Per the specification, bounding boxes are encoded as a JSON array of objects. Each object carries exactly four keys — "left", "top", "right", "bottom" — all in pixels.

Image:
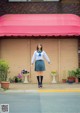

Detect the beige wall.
[
  {"left": 1, "top": 39, "right": 30, "bottom": 80},
  {"left": 0, "top": 39, "right": 78, "bottom": 83},
  {"left": 60, "top": 39, "right": 78, "bottom": 81},
  {"left": 31, "top": 39, "right": 59, "bottom": 83}
]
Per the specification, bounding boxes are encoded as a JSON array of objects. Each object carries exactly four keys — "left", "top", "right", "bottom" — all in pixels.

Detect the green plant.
[
  {"left": 0, "top": 60, "right": 9, "bottom": 81},
  {"left": 75, "top": 68, "right": 80, "bottom": 78},
  {"left": 9, "top": 77, "right": 15, "bottom": 83},
  {"left": 51, "top": 71, "right": 57, "bottom": 76},
  {"left": 67, "top": 70, "right": 75, "bottom": 83},
  {"left": 68, "top": 70, "right": 76, "bottom": 77},
  {"left": 9, "top": 73, "right": 23, "bottom": 83},
  {"left": 62, "top": 71, "right": 67, "bottom": 83},
  {"left": 14, "top": 74, "right": 23, "bottom": 83}
]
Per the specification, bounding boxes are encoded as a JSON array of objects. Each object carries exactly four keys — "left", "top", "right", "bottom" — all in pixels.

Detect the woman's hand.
[
  {"left": 31, "top": 63, "right": 33, "bottom": 67},
  {"left": 48, "top": 62, "right": 50, "bottom": 64}
]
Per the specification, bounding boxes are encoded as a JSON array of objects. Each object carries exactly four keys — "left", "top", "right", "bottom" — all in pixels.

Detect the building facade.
[{"left": 0, "top": 0, "right": 80, "bottom": 83}]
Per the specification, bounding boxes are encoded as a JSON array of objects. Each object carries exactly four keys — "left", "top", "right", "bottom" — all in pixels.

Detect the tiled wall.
[{"left": 0, "top": 0, "right": 80, "bottom": 16}]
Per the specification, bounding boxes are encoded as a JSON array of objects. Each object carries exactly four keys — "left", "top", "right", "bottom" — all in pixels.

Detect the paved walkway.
[
  {"left": 9, "top": 83, "right": 80, "bottom": 90},
  {"left": 0, "top": 83, "right": 80, "bottom": 93}
]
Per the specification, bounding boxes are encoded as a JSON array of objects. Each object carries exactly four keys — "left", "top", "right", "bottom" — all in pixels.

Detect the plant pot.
[
  {"left": 23, "top": 74, "right": 29, "bottom": 83},
  {"left": 62, "top": 79, "right": 66, "bottom": 83},
  {"left": 78, "top": 78, "right": 80, "bottom": 82},
  {"left": 1, "top": 81, "right": 10, "bottom": 89},
  {"left": 51, "top": 76, "right": 57, "bottom": 83},
  {"left": 75, "top": 78, "right": 79, "bottom": 83},
  {"left": 67, "top": 77, "right": 75, "bottom": 83},
  {"left": 15, "top": 78, "right": 18, "bottom": 83}
]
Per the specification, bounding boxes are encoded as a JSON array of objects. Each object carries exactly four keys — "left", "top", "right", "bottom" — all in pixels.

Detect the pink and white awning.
[{"left": 0, "top": 14, "right": 80, "bottom": 36}]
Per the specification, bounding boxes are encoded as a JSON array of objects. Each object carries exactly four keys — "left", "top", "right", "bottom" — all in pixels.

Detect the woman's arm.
[
  {"left": 43, "top": 51, "right": 50, "bottom": 63},
  {"left": 31, "top": 51, "right": 36, "bottom": 64}
]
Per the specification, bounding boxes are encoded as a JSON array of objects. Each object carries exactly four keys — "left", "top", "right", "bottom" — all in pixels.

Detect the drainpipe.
[
  {"left": 58, "top": 39, "right": 61, "bottom": 82},
  {"left": 29, "top": 39, "right": 31, "bottom": 82}
]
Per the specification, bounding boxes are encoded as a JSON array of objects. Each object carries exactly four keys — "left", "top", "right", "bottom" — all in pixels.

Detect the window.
[
  {"left": 9, "top": 0, "right": 27, "bottom": 1},
  {"left": 9, "top": 0, "right": 60, "bottom": 2}
]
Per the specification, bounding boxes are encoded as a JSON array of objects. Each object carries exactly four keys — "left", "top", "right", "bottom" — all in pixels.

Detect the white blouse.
[{"left": 31, "top": 50, "right": 50, "bottom": 64}]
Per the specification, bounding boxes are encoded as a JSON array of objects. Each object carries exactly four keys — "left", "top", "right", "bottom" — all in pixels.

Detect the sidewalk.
[
  {"left": 9, "top": 83, "right": 80, "bottom": 90},
  {"left": 1, "top": 83, "right": 80, "bottom": 93}
]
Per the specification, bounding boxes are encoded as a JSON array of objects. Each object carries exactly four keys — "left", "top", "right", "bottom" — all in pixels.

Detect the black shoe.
[
  {"left": 40, "top": 76, "right": 43, "bottom": 88},
  {"left": 38, "top": 86, "right": 41, "bottom": 88},
  {"left": 40, "top": 85, "right": 42, "bottom": 88},
  {"left": 38, "top": 83, "right": 42, "bottom": 88},
  {"left": 38, "top": 82, "right": 41, "bottom": 88},
  {"left": 39, "top": 83, "right": 42, "bottom": 88},
  {"left": 37, "top": 76, "right": 40, "bottom": 88}
]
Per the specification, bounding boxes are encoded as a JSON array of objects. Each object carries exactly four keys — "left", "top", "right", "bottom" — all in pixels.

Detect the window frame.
[{"left": 8, "top": 0, "right": 61, "bottom": 2}]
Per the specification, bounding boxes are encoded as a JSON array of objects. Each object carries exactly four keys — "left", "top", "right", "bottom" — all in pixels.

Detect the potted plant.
[
  {"left": 21, "top": 69, "right": 29, "bottom": 83},
  {"left": 0, "top": 60, "right": 10, "bottom": 89},
  {"left": 62, "top": 70, "right": 67, "bottom": 83},
  {"left": 67, "top": 70, "right": 75, "bottom": 83},
  {"left": 9, "top": 73, "right": 23, "bottom": 83},
  {"left": 14, "top": 73, "right": 23, "bottom": 83},
  {"left": 62, "top": 78, "right": 66, "bottom": 83},
  {"left": 51, "top": 71, "right": 57, "bottom": 83},
  {"left": 74, "top": 68, "right": 80, "bottom": 83},
  {"left": 75, "top": 75, "right": 79, "bottom": 83}
]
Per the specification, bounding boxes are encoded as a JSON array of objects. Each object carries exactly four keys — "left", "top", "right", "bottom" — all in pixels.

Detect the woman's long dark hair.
[{"left": 37, "top": 44, "right": 43, "bottom": 51}]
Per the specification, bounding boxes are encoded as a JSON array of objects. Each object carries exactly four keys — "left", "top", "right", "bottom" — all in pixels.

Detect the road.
[{"left": 0, "top": 92, "right": 80, "bottom": 113}]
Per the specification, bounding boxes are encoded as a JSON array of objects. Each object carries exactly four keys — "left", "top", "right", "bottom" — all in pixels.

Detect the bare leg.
[{"left": 37, "top": 71, "right": 43, "bottom": 76}]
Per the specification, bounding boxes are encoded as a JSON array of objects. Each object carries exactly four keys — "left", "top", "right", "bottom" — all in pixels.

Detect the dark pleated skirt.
[{"left": 35, "top": 60, "right": 45, "bottom": 71}]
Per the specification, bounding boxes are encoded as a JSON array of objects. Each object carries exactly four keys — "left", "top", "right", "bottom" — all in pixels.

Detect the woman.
[{"left": 31, "top": 44, "right": 50, "bottom": 88}]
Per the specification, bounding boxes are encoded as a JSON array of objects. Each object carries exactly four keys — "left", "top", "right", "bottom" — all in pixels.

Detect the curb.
[
  {"left": 38, "top": 89, "right": 80, "bottom": 93},
  {"left": 5, "top": 90, "right": 38, "bottom": 93},
  {"left": 4, "top": 89, "right": 80, "bottom": 93}
]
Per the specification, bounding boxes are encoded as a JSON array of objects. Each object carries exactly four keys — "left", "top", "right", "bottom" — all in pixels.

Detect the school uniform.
[
  {"left": 31, "top": 50, "right": 50, "bottom": 88},
  {"left": 31, "top": 50, "right": 50, "bottom": 71}
]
